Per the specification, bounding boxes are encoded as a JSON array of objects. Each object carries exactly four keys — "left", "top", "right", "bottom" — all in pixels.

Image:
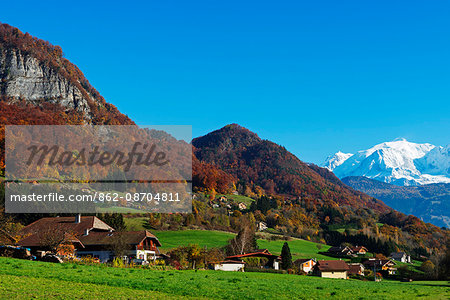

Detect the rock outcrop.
[{"left": 0, "top": 48, "right": 91, "bottom": 116}]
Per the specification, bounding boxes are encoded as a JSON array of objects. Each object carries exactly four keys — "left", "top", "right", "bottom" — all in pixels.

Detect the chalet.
[
  {"left": 76, "top": 230, "right": 161, "bottom": 262},
  {"left": 363, "top": 259, "right": 397, "bottom": 275},
  {"left": 16, "top": 215, "right": 112, "bottom": 257},
  {"left": 238, "top": 202, "right": 247, "bottom": 210},
  {"left": 327, "top": 245, "right": 353, "bottom": 257},
  {"left": 209, "top": 260, "right": 245, "bottom": 272},
  {"left": 16, "top": 215, "right": 162, "bottom": 262},
  {"left": 256, "top": 221, "right": 268, "bottom": 231},
  {"left": 226, "top": 249, "right": 280, "bottom": 270},
  {"left": 313, "top": 260, "right": 350, "bottom": 279},
  {"left": 294, "top": 258, "right": 316, "bottom": 273},
  {"left": 390, "top": 252, "right": 411, "bottom": 263},
  {"left": 218, "top": 196, "right": 227, "bottom": 202},
  {"left": 347, "top": 263, "right": 365, "bottom": 276},
  {"left": 351, "top": 246, "right": 368, "bottom": 255}
]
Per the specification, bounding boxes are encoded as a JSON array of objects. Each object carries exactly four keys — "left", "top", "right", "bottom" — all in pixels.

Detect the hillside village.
[
  {"left": 0, "top": 20, "right": 449, "bottom": 299},
  {"left": 0, "top": 206, "right": 437, "bottom": 282}
]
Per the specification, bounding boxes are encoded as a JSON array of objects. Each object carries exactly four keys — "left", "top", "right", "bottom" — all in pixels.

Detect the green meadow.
[
  {"left": 124, "top": 217, "right": 333, "bottom": 260},
  {"left": 0, "top": 257, "right": 448, "bottom": 299}
]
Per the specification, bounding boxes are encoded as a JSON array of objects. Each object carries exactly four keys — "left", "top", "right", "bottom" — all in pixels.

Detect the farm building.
[
  {"left": 256, "top": 222, "right": 268, "bottom": 231},
  {"left": 347, "top": 263, "right": 365, "bottom": 276},
  {"left": 209, "top": 260, "right": 245, "bottom": 272},
  {"left": 238, "top": 202, "right": 247, "bottom": 210},
  {"left": 351, "top": 246, "right": 368, "bottom": 255},
  {"left": 326, "top": 245, "right": 353, "bottom": 257},
  {"left": 16, "top": 215, "right": 162, "bottom": 262},
  {"left": 363, "top": 259, "right": 397, "bottom": 275},
  {"left": 293, "top": 258, "right": 316, "bottom": 273},
  {"left": 390, "top": 252, "right": 411, "bottom": 263},
  {"left": 76, "top": 230, "right": 161, "bottom": 262},
  {"left": 226, "top": 249, "right": 280, "bottom": 270},
  {"left": 313, "top": 260, "right": 350, "bottom": 279}
]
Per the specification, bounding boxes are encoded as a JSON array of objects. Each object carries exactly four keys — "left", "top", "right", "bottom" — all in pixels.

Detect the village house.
[
  {"left": 209, "top": 260, "right": 245, "bottom": 272},
  {"left": 294, "top": 258, "right": 316, "bottom": 273},
  {"left": 313, "top": 260, "right": 350, "bottom": 279},
  {"left": 16, "top": 215, "right": 162, "bottom": 262},
  {"left": 347, "top": 263, "right": 365, "bottom": 276},
  {"left": 390, "top": 252, "right": 411, "bottom": 263},
  {"left": 226, "top": 249, "right": 280, "bottom": 270},
  {"left": 218, "top": 196, "right": 227, "bottom": 202},
  {"left": 351, "top": 246, "right": 368, "bottom": 255},
  {"left": 363, "top": 259, "right": 397, "bottom": 275},
  {"left": 76, "top": 230, "right": 161, "bottom": 262},
  {"left": 326, "top": 245, "right": 354, "bottom": 257},
  {"left": 256, "top": 221, "right": 268, "bottom": 232},
  {"left": 238, "top": 202, "right": 247, "bottom": 210}
]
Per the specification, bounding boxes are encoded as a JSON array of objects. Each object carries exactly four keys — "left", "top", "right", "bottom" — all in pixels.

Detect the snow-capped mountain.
[
  {"left": 416, "top": 145, "right": 450, "bottom": 177},
  {"left": 323, "top": 139, "right": 450, "bottom": 186},
  {"left": 322, "top": 151, "right": 353, "bottom": 171}
]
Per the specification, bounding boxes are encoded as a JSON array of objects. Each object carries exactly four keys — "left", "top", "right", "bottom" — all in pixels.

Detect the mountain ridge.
[
  {"left": 342, "top": 176, "right": 450, "bottom": 228},
  {"left": 323, "top": 139, "right": 450, "bottom": 186},
  {"left": 193, "top": 123, "right": 390, "bottom": 213}
]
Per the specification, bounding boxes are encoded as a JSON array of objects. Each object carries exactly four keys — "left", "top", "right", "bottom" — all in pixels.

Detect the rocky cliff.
[
  {"left": 0, "top": 48, "right": 91, "bottom": 115},
  {"left": 0, "top": 22, "right": 132, "bottom": 125}
]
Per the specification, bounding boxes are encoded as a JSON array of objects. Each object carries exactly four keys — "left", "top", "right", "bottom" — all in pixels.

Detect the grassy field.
[
  {"left": 122, "top": 218, "right": 334, "bottom": 260},
  {"left": 125, "top": 225, "right": 336, "bottom": 260},
  {"left": 0, "top": 257, "right": 448, "bottom": 299},
  {"left": 257, "top": 238, "right": 333, "bottom": 260},
  {"left": 154, "top": 230, "right": 235, "bottom": 251},
  {"left": 155, "top": 229, "right": 335, "bottom": 260},
  {"left": 124, "top": 217, "right": 150, "bottom": 231}
]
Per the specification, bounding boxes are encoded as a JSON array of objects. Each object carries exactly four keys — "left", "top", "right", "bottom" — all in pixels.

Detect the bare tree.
[
  {"left": 108, "top": 231, "right": 129, "bottom": 259},
  {"left": 226, "top": 225, "right": 257, "bottom": 256},
  {"left": 39, "top": 226, "right": 72, "bottom": 253}
]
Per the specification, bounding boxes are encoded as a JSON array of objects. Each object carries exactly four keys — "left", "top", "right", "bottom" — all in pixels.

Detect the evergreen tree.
[{"left": 281, "top": 242, "right": 292, "bottom": 270}]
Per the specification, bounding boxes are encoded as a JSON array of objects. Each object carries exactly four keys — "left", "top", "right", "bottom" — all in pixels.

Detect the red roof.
[{"left": 226, "top": 250, "right": 278, "bottom": 260}]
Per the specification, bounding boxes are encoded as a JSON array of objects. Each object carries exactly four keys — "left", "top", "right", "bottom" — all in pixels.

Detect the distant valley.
[{"left": 342, "top": 176, "right": 450, "bottom": 228}]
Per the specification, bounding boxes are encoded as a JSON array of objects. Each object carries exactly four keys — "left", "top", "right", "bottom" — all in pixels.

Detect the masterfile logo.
[{"left": 5, "top": 125, "right": 192, "bottom": 214}]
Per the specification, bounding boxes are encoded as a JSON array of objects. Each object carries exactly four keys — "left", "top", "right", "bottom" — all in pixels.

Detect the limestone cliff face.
[{"left": 0, "top": 48, "right": 91, "bottom": 115}]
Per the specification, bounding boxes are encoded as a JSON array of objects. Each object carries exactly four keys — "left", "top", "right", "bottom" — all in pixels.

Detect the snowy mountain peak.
[
  {"left": 323, "top": 140, "right": 450, "bottom": 186},
  {"left": 322, "top": 151, "right": 353, "bottom": 171}
]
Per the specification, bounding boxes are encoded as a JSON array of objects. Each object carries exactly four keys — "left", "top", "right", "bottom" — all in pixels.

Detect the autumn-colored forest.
[{"left": 0, "top": 22, "right": 448, "bottom": 265}]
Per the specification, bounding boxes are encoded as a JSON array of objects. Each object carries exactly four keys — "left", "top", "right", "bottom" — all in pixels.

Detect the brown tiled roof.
[
  {"left": 316, "top": 260, "right": 349, "bottom": 272},
  {"left": 328, "top": 246, "right": 352, "bottom": 253},
  {"left": 294, "top": 258, "right": 314, "bottom": 265},
  {"left": 79, "top": 230, "right": 161, "bottom": 247},
  {"left": 352, "top": 246, "right": 368, "bottom": 252},
  {"left": 17, "top": 231, "right": 84, "bottom": 248},
  {"left": 19, "top": 216, "right": 113, "bottom": 238},
  {"left": 363, "top": 259, "right": 396, "bottom": 268},
  {"left": 348, "top": 263, "right": 364, "bottom": 275}
]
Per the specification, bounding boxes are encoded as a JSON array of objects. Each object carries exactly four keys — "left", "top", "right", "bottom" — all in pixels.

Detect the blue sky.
[{"left": 2, "top": 1, "right": 449, "bottom": 163}]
